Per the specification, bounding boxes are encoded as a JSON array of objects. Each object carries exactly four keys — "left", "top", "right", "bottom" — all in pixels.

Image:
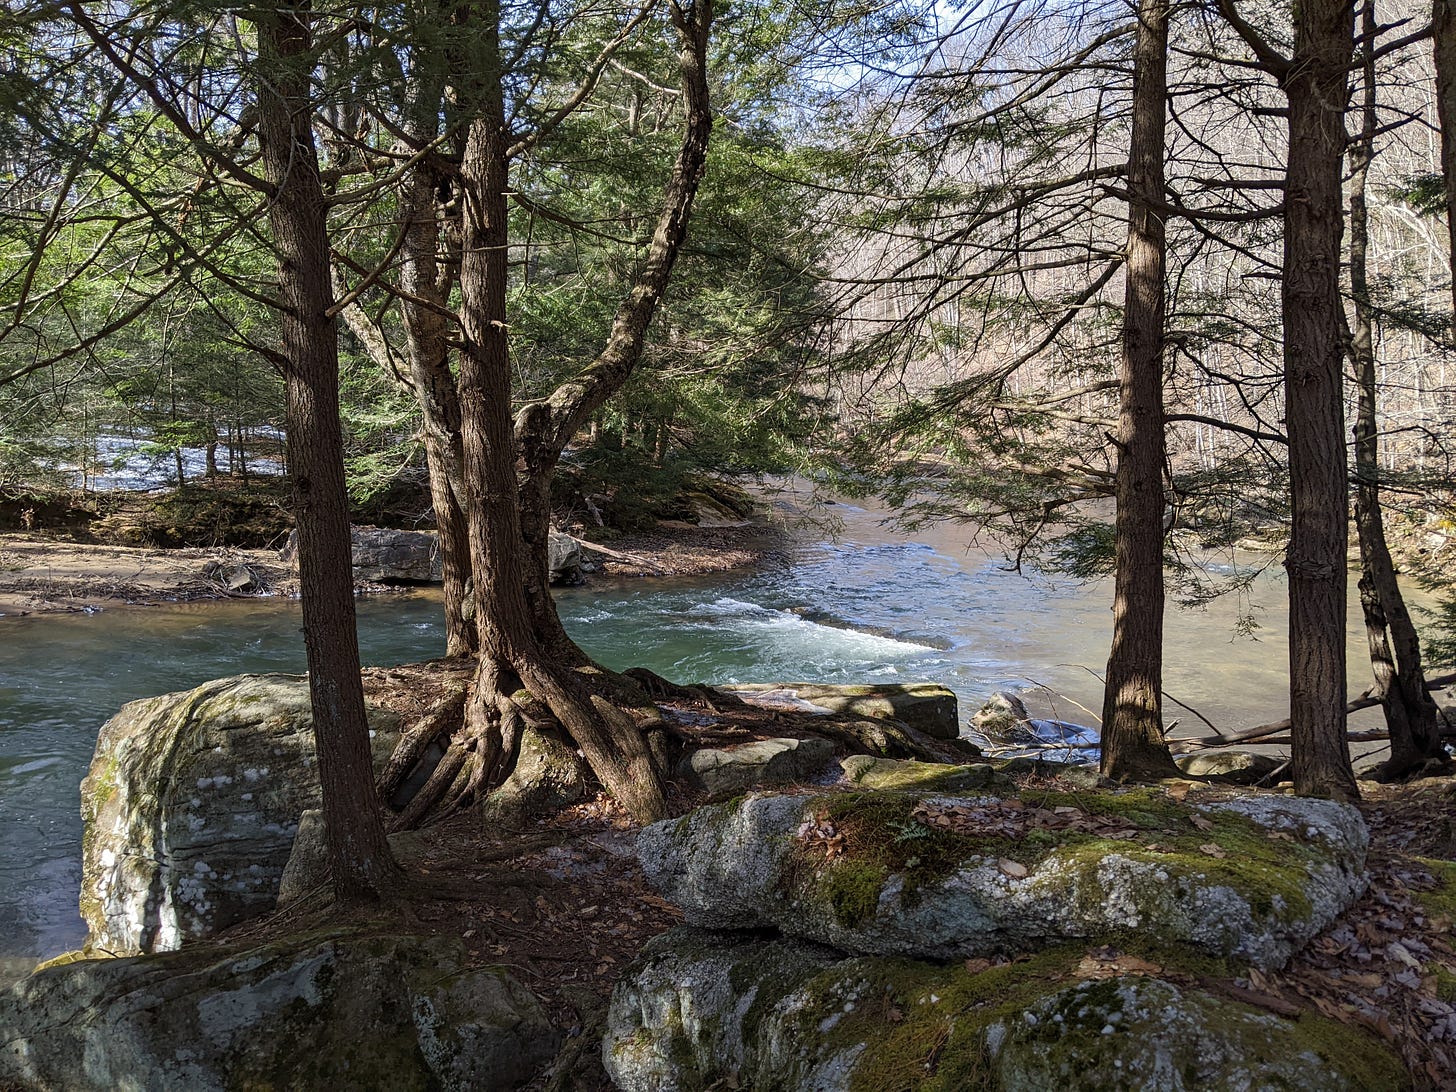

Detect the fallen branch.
[{"left": 1175, "top": 671, "right": 1456, "bottom": 749}]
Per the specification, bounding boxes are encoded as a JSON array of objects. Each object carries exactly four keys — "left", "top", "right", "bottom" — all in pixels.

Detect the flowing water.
[{"left": 0, "top": 501, "right": 1424, "bottom": 973}]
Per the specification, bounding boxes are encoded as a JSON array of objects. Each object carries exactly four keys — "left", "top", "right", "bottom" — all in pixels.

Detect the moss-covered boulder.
[
  {"left": 603, "top": 929, "right": 1406, "bottom": 1091},
  {"left": 678, "top": 737, "right": 839, "bottom": 798},
  {"left": 80, "top": 674, "right": 402, "bottom": 955},
  {"left": 0, "top": 930, "right": 556, "bottom": 1091},
  {"left": 636, "top": 789, "right": 1368, "bottom": 970},
  {"left": 840, "top": 755, "right": 995, "bottom": 792},
  {"left": 722, "top": 683, "right": 961, "bottom": 740}
]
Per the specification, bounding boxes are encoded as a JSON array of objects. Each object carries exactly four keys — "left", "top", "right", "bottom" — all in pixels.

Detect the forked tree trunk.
[
  {"left": 450, "top": 0, "right": 671, "bottom": 824},
  {"left": 397, "top": 140, "right": 475, "bottom": 657},
  {"left": 1101, "top": 0, "right": 1180, "bottom": 781},
  {"left": 1282, "top": 0, "right": 1358, "bottom": 800},
  {"left": 254, "top": 0, "right": 399, "bottom": 897},
  {"left": 1349, "top": 6, "right": 1446, "bottom": 778}
]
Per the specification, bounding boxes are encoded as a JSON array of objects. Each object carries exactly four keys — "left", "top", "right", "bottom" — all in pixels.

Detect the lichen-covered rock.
[
  {"left": 678, "top": 737, "right": 839, "bottom": 798},
  {"left": 636, "top": 788, "right": 1368, "bottom": 970},
  {"left": 604, "top": 929, "right": 1406, "bottom": 1092},
  {"left": 722, "top": 683, "right": 961, "bottom": 741},
  {"left": 0, "top": 930, "right": 557, "bottom": 1091},
  {"left": 1176, "top": 751, "right": 1286, "bottom": 785},
  {"left": 840, "top": 755, "right": 995, "bottom": 792},
  {"left": 80, "top": 673, "right": 402, "bottom": 955}
]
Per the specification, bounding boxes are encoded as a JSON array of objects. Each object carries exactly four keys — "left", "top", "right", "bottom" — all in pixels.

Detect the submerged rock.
[
  {"left": 635, "top": 789, "right": 1368, "bottom": 970},
  {"left": 0, "top": 930, "right": 557, "bottom": 1091},
  {"left": 80, "top": 673, "right": 402, "bottom": 955},
  {"left": 604, "top": 928, "right": 1405, "bottom": 1092},
  {"left": 678, "top": 737, "right": 839, "bottom": 798}
]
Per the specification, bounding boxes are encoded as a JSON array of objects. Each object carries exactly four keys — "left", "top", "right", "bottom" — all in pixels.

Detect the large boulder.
[
  {"left": 547, "top": 531, "right": 585, "bottom": 585},
  {"left": 283, "top": 526, "right": 584, "bottom": 585},
  {"left": 677, "top": 737, "right": 839, "bottom": 799},
  {"left": 723, "top": 683, "right": 960, "bottom": 740},
  {"left": 603, "top": 929, "right": 1405, "bottom": 1092},
  {"left": 635, "top": 789, "right": 1369, "bottom": 970},
  {"left": 80, "top": 673, "right": 402, "bottom": 955},
  {"left": 0, "top": 930, "right": 557, "bottom": 1091}
]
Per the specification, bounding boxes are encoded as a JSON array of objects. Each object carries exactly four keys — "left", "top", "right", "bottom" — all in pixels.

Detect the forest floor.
[
  {"left": 219, "top": 717, "right": 1456, "bottom": 1090},
  {"left": 0, "top": 520, "right": 793, "bottom": 619}
]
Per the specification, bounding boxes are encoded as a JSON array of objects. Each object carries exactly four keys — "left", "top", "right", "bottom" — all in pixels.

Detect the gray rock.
[
  {"left": 0, "top": 930, "right": 557, "bottom": 1091},
  {"left": 1177, "top": 751, "right": 1287, "bottom": 785},
  {"left": 678, "top": 737, "right": 839, "bottom": 798},
  {"left": 547, "top": 531, "right": 584, "bottom": 585},
  {"left": 478, "top": 724, "right": 592, "bottom": 828},
  {"left": 283, "top": 526, "right": 582, "bottom": 585},
  {"left": 971, "top": 690, "right": 1031, "bottom": 738},
  {"left": 839, "top": 755, "right": 995, "bottom": 792},
  {"left": 721, "top": 683, "right": 960, "bottom": 740},
  {"left": 80, "top": 673, "right": 402, "bottom": 955},
  {"left": 604, "top": 929, "right": 1404, "bottom": 1092},
  {"left": 635, "top": 790, "right": 1369, "bottom": 970}
]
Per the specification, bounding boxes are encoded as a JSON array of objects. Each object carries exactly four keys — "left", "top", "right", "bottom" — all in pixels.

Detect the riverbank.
[{"left": 0, "top": 519, "right": 794, "bottom": 618}]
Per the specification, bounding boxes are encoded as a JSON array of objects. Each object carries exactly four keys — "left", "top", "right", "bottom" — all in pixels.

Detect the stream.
[{"left": 0, "top": 500, "right": 1425, "bottom": 975}]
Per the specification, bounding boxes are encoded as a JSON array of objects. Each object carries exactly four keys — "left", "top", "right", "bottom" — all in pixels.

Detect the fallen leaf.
[
  {"left": 998, "top": 859, "right": 1030, "bottom": 879},
  {"left": 964, "top": 958, "right": 993, "bottom": 975},
  {"left": 1166, "top": 783, "right": 1191, "bottom": 802},
  {"left": 1199, "top": 843, "right": 1229, "bottom": 859}
]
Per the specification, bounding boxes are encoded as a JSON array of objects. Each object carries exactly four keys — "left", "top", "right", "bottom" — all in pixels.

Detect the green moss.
[
  {"left": 1286, "top": 1011, "right": 1411, "bottom": 1090},
  {"left": 794, "top": 785, "right": 1323, "bottom": 935},
  {"left": 798, "top": 945, "right": 1408, "bottom": 1092},
  {"left": 1433, "top": 965, "right": 1456, "bottom": 1004},
  {"left": 823, "top": 860, "right": 892, "bottom": 927},
  {"left": 1411, "top": 857, "right": 1456, "bottom": 927}
]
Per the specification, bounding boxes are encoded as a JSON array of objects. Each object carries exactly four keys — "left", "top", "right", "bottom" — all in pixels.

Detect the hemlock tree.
[
  {"left": 1347, "top": 0, "right": 1447, "bottom": 780},
  {"left": 45, "top": 0, "right": 402, "bottom": 894},
  {"left": 1101, "top": 0, "right": 1181, "bottom": 781}
]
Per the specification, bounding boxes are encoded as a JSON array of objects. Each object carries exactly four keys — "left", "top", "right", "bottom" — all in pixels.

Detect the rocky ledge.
[
  {"left": 604, "top": 928, "right": 1405, "bottom": 1091},
  {"left": 1, "top": 930, "right": 555, "bottom": 1091},
  {"left": 637, "top": 785, "right": 1369, "bottom": 969}
]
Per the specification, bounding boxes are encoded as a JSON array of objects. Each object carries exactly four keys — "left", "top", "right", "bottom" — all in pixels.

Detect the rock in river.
[
  {"left": 635, "top": 788, "right": 1369, "bottom": 970},
  {"left": 0, "top": 930, "right": 557, "bottom": 1091},
  {"left": 80, "top": 673, "right": 401, "bottom": 955}
]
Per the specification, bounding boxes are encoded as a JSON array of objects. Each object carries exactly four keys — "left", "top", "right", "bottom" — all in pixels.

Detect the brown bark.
[
  {"left": 450, "top": 0, "right": 674, "bottom": 824},
  {"left": 397, "top": 144, "right": 475, "bottom": 657},
  {"left": 1435, "top": 0, "right": 1456, "bottom": 321},
  {"left": 1349, "top": 6, "right": 1447, "bottom": 778},
  {"left": 254, "top": 1, "right": 399, "bottom": 896},
  {"left": 513, "top": 0, "right": 715, "bottom": 660},
  {"left": 1101, "top": 0, "right": 1180, "bottom": 782},
  {"left": 1281, "top": 0, "right": 1359, "bottom": 800}
]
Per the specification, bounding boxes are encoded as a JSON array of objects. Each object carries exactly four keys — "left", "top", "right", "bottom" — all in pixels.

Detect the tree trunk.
[
  {"left": 1282, "top": 0, "right": 1358, "bottom": 800},
  {"left": 452, "top": 0, "right": 666, "bottom": 824},
  {"left": 254, "top": 0, "right": 399, "bottom": 896},
  {"left": 1349, "top": 5, "right": 1446, "bottom": 778},
  {"left": 512, "top": 0, "right": 715, "bottom": 665},
  {"left": 1101, "top": 0, "right": 1180, "bottom": 782},
  {"left": 396, "top": 78, "right": 475, "bottom": 657},
  {"left": 1435, "top": 0, "right": 1456, "bottom": 322}
]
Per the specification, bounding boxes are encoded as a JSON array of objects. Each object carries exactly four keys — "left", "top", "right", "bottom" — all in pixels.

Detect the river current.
[{"left": 0, "top": 501, "right": 1409, "bottom": 973}]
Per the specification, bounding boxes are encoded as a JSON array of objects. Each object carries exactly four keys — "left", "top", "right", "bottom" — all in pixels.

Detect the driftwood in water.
[{"left": 1174, "top": 671, "right": 1456, "bottom": 751}]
